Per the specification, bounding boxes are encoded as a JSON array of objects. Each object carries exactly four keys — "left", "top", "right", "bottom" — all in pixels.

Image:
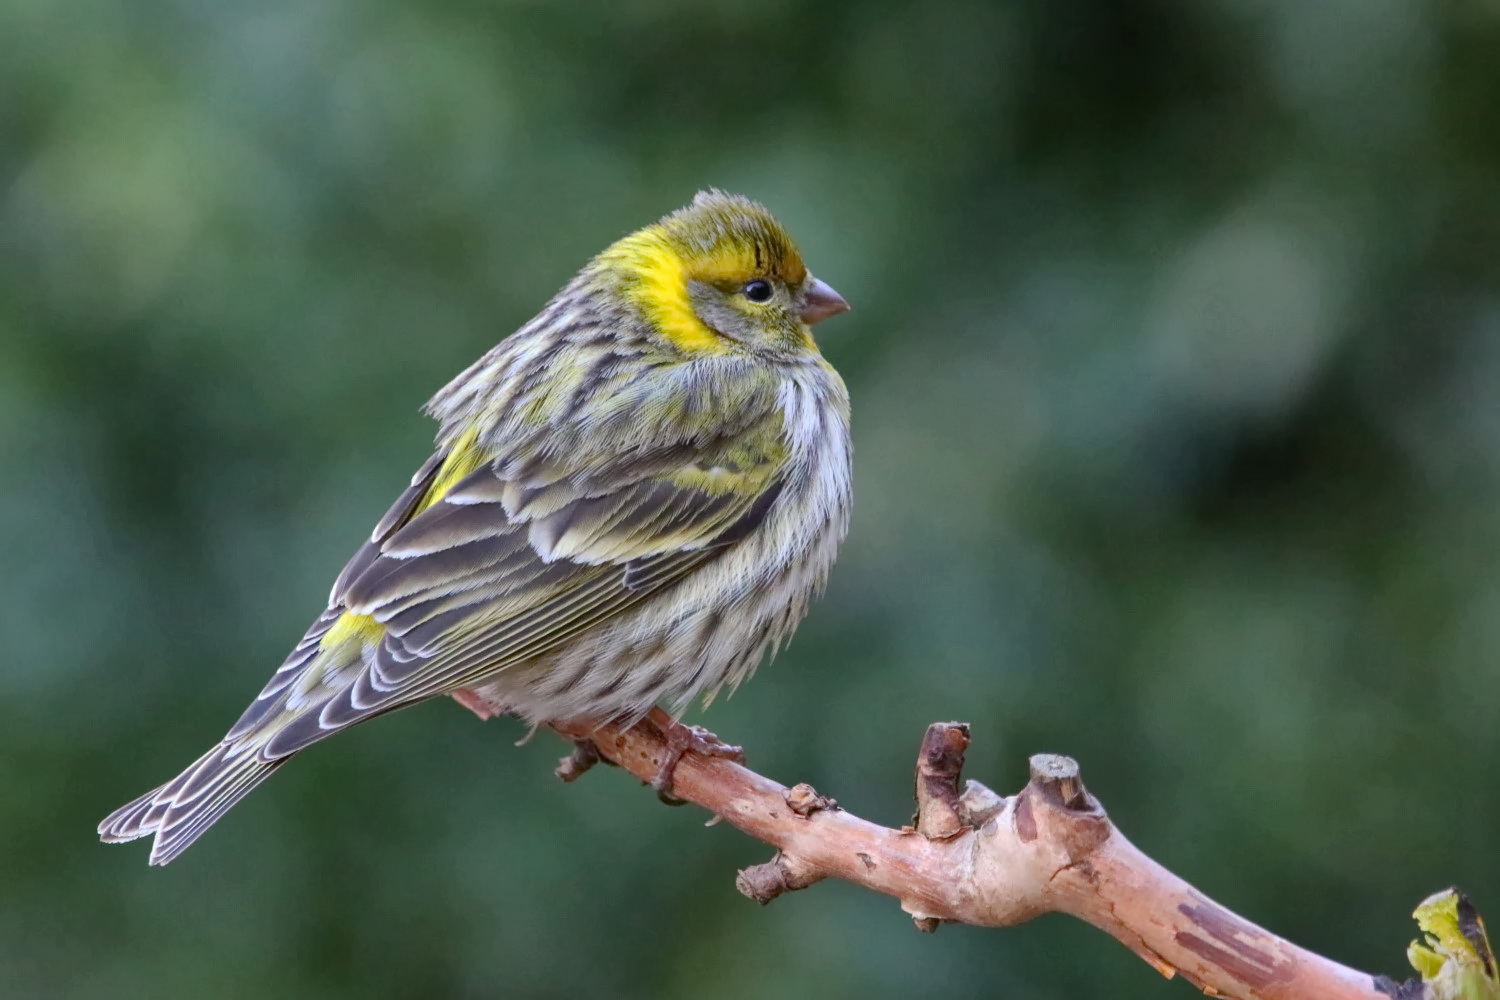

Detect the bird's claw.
[
  {"left": 652, "top": 722, "right": 745, "bottom": 805},
  {"left": 556, "top": 738, "right": 616, "bottom": 782}
]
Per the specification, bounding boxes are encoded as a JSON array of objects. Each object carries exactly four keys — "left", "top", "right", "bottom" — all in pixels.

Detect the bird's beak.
[{"left": 799, "top": 277, "right": 850, "bottom": 325}]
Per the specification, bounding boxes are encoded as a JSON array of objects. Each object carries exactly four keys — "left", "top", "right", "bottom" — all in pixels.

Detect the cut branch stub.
[
  {"left": 1012, "top": 753, "right": 1109, "bottom": 860},
  {"left": 914, "top": 722, "right": 971, "bottom": 840},
  {"left": 1028, "top": 753, "right": 1090, "bottom": 811}
]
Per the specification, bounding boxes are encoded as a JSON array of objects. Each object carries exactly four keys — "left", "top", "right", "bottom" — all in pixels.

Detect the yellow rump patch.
[
  {"left": 321, "top": 612, "right": 384, "bottom": 650},
  {"left": 321, "top": 427, "right": 491, "bottom": 654}
]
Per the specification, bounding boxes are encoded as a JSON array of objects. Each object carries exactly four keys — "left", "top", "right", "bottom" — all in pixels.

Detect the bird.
[{"left": 98, "top": 190, "right": 853, "bottom": 865}]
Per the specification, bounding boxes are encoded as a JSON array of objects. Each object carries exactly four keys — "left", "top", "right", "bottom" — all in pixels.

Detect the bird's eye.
[{"left": 742, "top": 279, "right": 774, "bottom": 303}]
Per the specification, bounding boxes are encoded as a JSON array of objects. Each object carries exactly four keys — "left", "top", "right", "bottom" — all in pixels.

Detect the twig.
[{"left": 529, "top": 709, "right": 1385, "bottom": 999}]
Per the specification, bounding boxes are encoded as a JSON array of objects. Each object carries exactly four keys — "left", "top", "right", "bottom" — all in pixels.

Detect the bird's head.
[{"left": 595, "top": 190, "right": 849, "bottom": 356}]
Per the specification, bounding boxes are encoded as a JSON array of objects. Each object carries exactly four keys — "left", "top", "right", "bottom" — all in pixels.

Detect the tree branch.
[{"left": 532, "top": 708, "right": 1386, "bottom": 999}]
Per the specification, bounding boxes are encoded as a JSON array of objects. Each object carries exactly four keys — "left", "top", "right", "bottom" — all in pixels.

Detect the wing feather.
[
  {"left": 251, "top": 388, "right": 789, "bottom": 755},
  {"left": 100, "top": 276, "right": 813, "bottom": 864}
]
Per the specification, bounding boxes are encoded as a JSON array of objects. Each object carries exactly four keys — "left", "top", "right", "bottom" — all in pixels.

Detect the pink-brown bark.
[{"left": 534, "top": 709, "right": 1386, "bottom": 1000}]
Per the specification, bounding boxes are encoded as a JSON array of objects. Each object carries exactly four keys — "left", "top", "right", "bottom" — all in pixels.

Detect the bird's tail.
[{"left": 97, "top": 742, "right": 286, "bottom": 866}]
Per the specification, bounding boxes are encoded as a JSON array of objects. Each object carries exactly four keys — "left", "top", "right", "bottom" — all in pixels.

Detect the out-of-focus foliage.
[{"left": 3, "top": 0, "right": 1499, "bottom": 997}]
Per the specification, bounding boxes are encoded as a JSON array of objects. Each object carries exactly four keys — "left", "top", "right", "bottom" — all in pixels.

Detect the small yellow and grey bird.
[{"left": 98, "top": 190, "right": 852, "bottom": 865}]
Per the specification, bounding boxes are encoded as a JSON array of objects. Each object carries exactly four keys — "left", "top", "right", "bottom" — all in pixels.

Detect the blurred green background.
[{"left": 3, "top": 0, "right": 1499, "bottom": 997}]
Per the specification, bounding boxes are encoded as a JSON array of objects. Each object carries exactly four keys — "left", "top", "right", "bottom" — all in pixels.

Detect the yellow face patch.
[
  {"left": 597, "top": 192, "right": 809, "bottom": 354},
  {"left": 600, "top": 227, "right": 723, "bottom": 353}
]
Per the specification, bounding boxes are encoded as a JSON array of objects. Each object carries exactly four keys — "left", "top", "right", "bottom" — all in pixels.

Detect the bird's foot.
[
  {"left": 652, "top": 720, "right": 745, "bottom": 805},
  {"left": 556, "top": 739, "right": 607, "bottom": 782}
]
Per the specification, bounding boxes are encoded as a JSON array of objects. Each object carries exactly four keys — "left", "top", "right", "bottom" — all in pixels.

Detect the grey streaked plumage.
[{"left": 99, "top": 191, "right": 852, "bottom": 865}]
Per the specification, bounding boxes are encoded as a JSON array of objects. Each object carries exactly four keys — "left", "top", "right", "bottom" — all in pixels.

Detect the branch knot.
[{"left": 736, "top": 852, "right": 825, "bottom": 905}]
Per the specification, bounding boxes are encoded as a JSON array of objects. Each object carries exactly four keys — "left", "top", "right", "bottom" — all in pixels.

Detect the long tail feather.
[{"left": 97, "top": 743, "right": 286, "bottom": 865}]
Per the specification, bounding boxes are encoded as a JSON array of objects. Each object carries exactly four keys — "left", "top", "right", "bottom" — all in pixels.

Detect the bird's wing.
[{"left": 230, "top": 373, "right": 790, "bottom": 757}]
